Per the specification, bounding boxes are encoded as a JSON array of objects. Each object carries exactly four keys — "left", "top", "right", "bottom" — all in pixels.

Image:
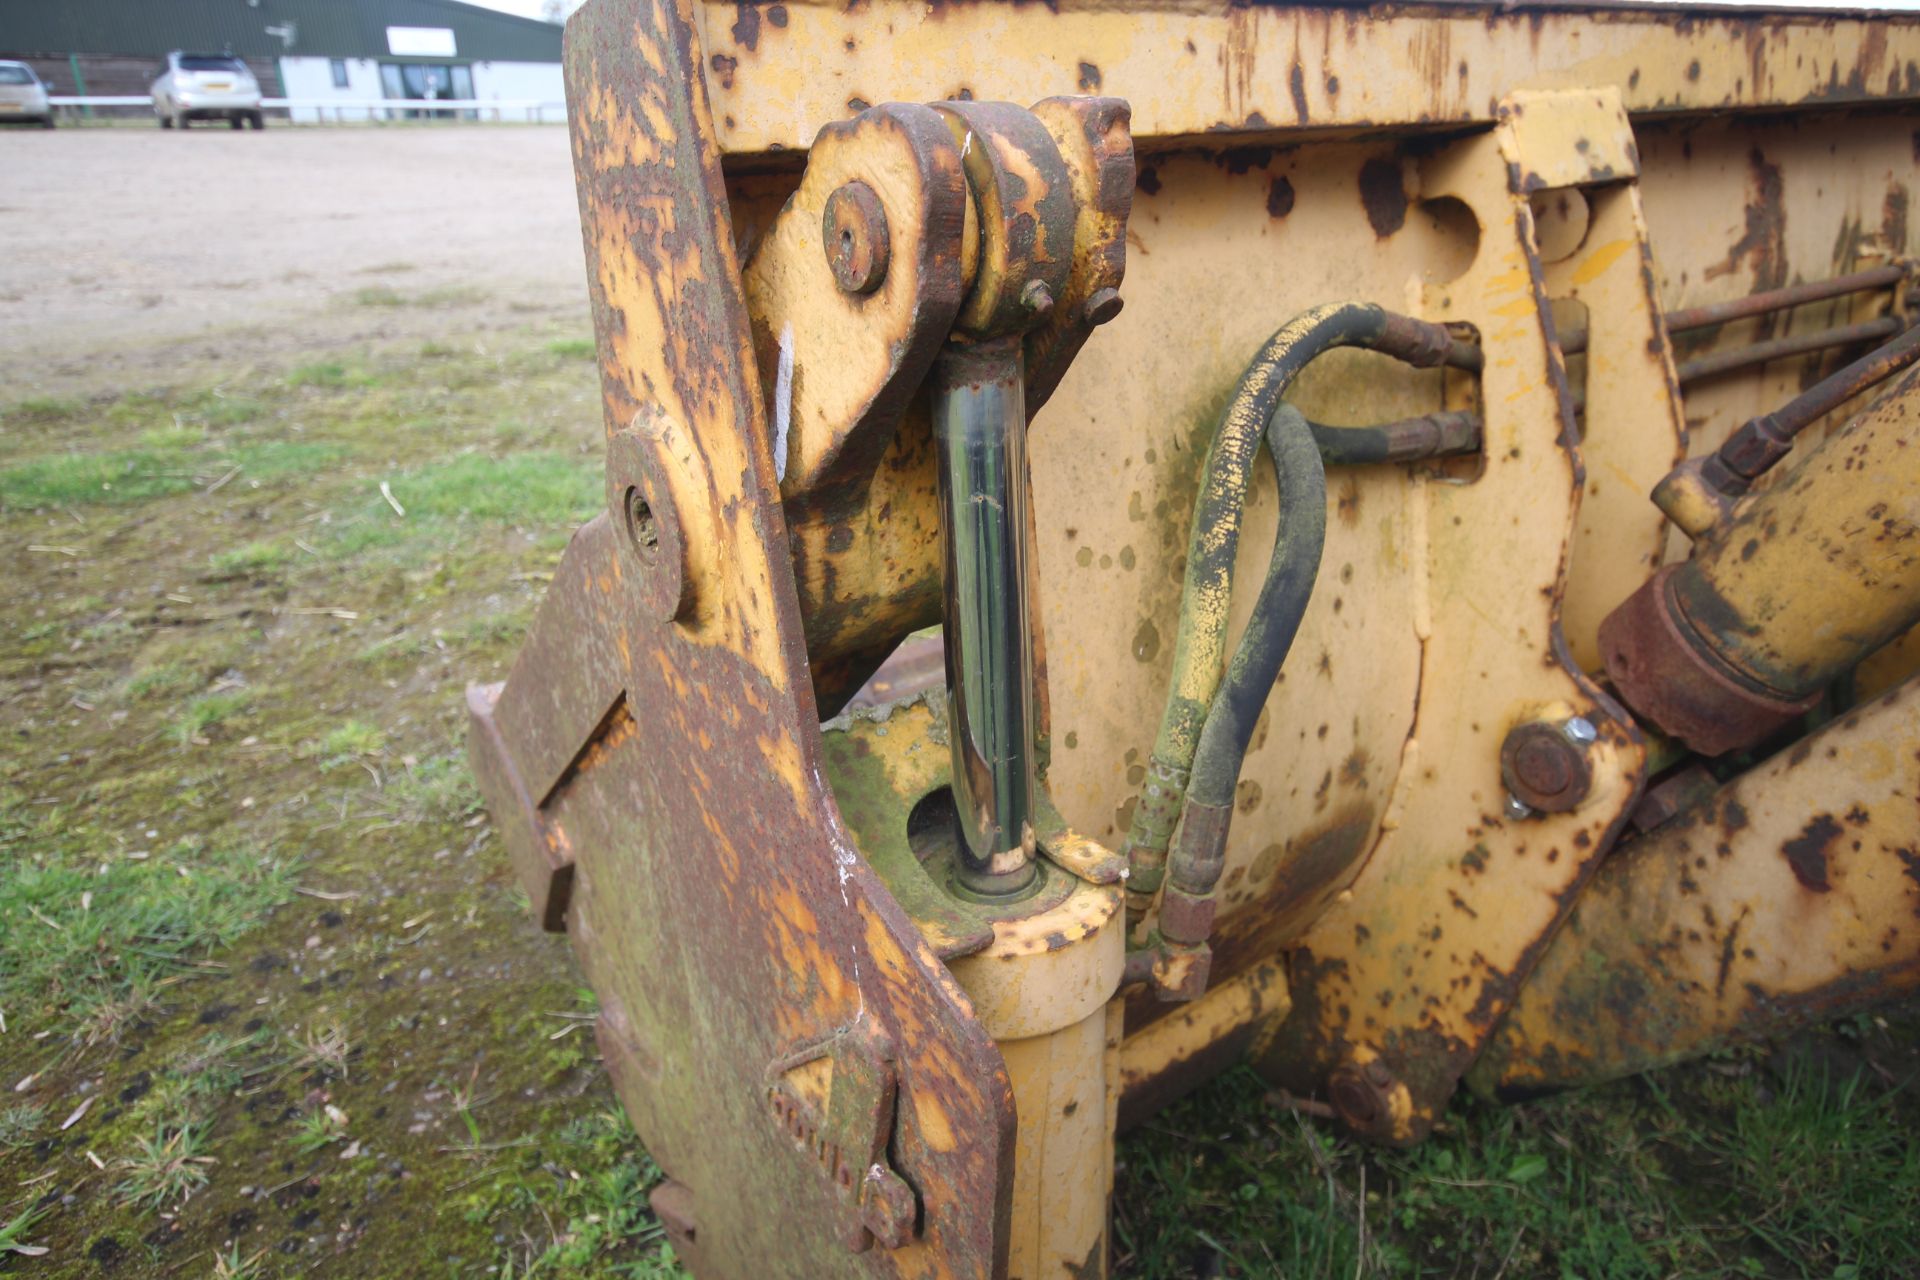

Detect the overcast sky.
[{"left": 464, "top": 0, "right": 571, "bottom": 19}]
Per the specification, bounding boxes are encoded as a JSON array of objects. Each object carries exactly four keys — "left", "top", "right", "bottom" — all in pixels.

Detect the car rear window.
[
  {"left": 0, "top": 66, "right": 35, "bottom": 85},
  {"left": 179, "top": 56, "right": 247, "bottom": 73}
]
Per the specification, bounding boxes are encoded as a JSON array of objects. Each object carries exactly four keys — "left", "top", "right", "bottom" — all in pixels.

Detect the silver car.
[
  {"left": 0, "top": 61, "right": 53, "bottom": 128},
  {"left": 151, "top": 52, "right": 265, "bottom": 130}
]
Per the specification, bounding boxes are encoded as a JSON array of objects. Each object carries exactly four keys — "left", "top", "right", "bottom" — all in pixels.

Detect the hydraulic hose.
[
  {"left": 1158, "top": 404, "right": 1327, "bottom": 953},
  {"left": 1309, "top": 408, "right": 1480, "bottom": 466},
  {"left": 1120, "top": 302, "right": 1461, "bottom": 925}
]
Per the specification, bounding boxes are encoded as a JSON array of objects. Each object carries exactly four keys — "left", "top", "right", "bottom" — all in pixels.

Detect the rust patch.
[
  {"left": 1705, "top": 148, "right": 1787, "bottom": 293},
  {"left": 731, "top": 3, "right": 761, "bottom": 51},
  {"left": 1885, "top": 183, "right": 1911, "bottom": 252},
  {"left": 1077, "top": 61, "right": 1102, "bottom": 92},
  {"left": 1783, "top": 813, "right": 1842, "bottom": 892},
  {"left": 1715, "top": 908, "right": 1748, "bottom": 996},
  {"left": 1267, "top": 175, "right": 1296, "bottom": 219},
  {"left": 1127, "top": 806, "right": 1373, "bottom": 1038},
  {"left": 1358, "top": 158, "right": 1407, "bottom": 237},
  {"left": 1288, "top": 61, "right": 1309, "bottom": 124},
  {"left": 1335, "top": 474, "right": 1362, "bottom": 526}
]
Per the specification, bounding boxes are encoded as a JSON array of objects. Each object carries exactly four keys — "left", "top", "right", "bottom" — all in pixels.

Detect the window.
[
  {"left": 0, "top": 65, "right": 35, "bottom": 86},
  {"left": 379, "top": 61, "right": 473, "bottom": 116},
  {"left": 329, "top": 58, "right": 349, "bottom": 88},
  {"left": 179, "top": 55, "right": 247, "bottom": 73}
]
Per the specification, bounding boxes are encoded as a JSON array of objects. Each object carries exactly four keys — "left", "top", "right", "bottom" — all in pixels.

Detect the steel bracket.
[{"left": 767, "top": 1022, "right": 919, "bottom": 1253}]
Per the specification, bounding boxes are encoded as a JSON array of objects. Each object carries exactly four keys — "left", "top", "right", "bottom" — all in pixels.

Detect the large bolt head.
[
  {"left": 1500, "top": 718, "right": 1594, "bottom": 813},
  {"left": 823, "top": 181, "right": 890, "bottom": 294},
  {"left": 1327, "top": 1066, "right": 1381, "bottom": 1128}
]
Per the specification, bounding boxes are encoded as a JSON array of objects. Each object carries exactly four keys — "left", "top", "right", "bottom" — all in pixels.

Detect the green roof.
[{"left": 0, "top": 0, "right": 563, "bottom": 61}]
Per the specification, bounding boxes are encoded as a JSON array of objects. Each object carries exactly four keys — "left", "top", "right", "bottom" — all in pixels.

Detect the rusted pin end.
[
  {"left": 606, "top": 429, "right": 692, "bottom": 623},
  {"left": 1084, "top": 286, "right": 1124, "bottom": 326},
  {"left": 1499, "top": 717, "right": 1596, "bottom": 814},
  {"left": 1020, "top": 279, "right": 1054, "bottom": 317},
  {"left": 823, "top": 180, "right": 890, "bottom": 294},
  {"left": 1327, "top": 1057, "right": 1410, "bottom": 1141}
]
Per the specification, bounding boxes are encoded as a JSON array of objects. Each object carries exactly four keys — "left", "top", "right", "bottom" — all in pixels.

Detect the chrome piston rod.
[{"left": 931, "top": 339, "right": 1039, "bottom": 896}]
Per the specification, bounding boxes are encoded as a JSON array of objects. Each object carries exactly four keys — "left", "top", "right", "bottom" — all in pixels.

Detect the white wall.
[
  {"left": 277, "top": 56, "right": 385, "bottom": 122},
  {"left": 275, "top": 56, "right": 563, "bottom": 123},
  {"left": 470, "top": 61, "right": 565, "bottom": 122}
]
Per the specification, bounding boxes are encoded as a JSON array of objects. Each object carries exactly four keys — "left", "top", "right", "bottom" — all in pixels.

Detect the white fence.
[{"left": 48, "top": 96, "right": 567, "bottom": 124}]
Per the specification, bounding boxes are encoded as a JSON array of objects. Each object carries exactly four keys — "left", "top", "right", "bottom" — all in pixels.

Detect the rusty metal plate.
[
  {"left": 691, "top": 3, "right": 1920, "bottom": 154},
  {"left": 469, "top": 0, "right": 1018, "bottom": 1273},
  {"left": 1253, "top": 92, "right": 1650, "bottom": 1145},
  {"left": 1476, "top": 676, "right": 1920, "bottom": 1094}
]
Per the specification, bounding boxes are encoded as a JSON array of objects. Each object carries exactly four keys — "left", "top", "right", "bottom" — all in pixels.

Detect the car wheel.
[
  {"left": 249, "top": 111, "right": 265, "bottom": 130},
  {"left": 229, "top": 115, "right": 243, "bottom": 130},
  {"left": 41, "top": 115, "right": 55, "bottom": 129},
  {"left": 159, "top": 113, "right": 172, "bottom": 129}
]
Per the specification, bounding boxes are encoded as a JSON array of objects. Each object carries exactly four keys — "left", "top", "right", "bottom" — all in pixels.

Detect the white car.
[
  {"left": 0, "top": 61, "right": 53, "bottom": 129},
  {"left": 151, "top": 52, "right": 265, "bottom": 130}
]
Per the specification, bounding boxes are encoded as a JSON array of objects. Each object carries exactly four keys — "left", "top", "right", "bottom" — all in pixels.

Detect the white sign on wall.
[{"left": 386, "top": 27, "right": 457, "bottom": 57}]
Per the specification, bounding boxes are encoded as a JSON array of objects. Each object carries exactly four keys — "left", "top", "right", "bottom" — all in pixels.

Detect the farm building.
[{"left": 0, "top": 0, "right": 565, "bottom": 121}]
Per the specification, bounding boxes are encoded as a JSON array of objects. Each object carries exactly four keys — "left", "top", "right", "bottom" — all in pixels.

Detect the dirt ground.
[{"left": 0, "top": 125, "right": 587, "bottom": 399}]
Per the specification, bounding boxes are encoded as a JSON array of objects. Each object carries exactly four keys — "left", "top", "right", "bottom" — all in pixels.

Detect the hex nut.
[{"left": 823, "top": 181, "right": 890, "bottom": 294}]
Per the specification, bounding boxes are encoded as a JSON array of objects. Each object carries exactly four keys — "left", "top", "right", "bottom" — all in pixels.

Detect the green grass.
[
  {"left": 352, "top": 284, "right": 486, "bottom": 309},
  {"left": 1113, "top": 1057, "right": 1920, "bottom": 1278},
  {"left": 211, "top": 1243, "right": 271, "bottom": 1280},
  {"left": 125, "top": 663, "right": 200, "bottom": 701},
  {"left": 380, "top": 752, "right": 481, "bottom": 823},
  {"left": 0, "top": 339, "right": 674, "bottom": 1275},
  {"left": 114, "top": 1124, "right": 213, "bottom": 1211},
  {"left": 287, "top": 360, "right": 365, "bottom": 389},
  {"left": 381, "top": 451, "right": 600, "bottom": 523},
  {"left": 0, "top": 437, "right": 346, "bottom": 510},
  {"left": 191, "top": 394, "right": 267, "bottom": 427},
  {"left": 0, "top": 796, "right": 295, "bottom": 1041},
  {"left": 0, "top": 1103, "right": 45, "bottom": 1151},
  {"left": 321, "top": 450, "right": 598, "bottom": 559},
  {"left": 0, "top": 445, "right": 201, "bottom": 507},
  {"left": 0, "top": 1203, "right": 49, "bottom": 1259},
  {"left": 205, "top": 539, "right": 291, "bottom": 579},
  {"left": 168, "top": 689, "right": 253, "bottom": 744},
  {"left": 291, "top": 1106, "right": 348, "bottom": 1155},
  {"left": 316, "top": 719, "right": 386, "bottom": 765},
  {"left": 481, "top": 1108, "right": 679, "bottom": 1278},
  {"left": 545, "top": 338, "right": 597, "bottom": 359},
  {"left": 4, "top": 395, "right": 81, "bottom": 424}
]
